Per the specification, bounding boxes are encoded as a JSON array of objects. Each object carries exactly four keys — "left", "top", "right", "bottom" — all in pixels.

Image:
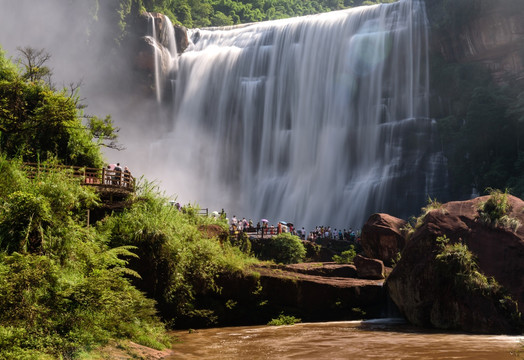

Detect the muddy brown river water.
[{"left": 168, "top": 319, "right": 523, "bottom": 359}]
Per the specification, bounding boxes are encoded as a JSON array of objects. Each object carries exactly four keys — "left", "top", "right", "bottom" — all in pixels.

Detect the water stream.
[{"left": 168, "top": 319, "right": 522, "bottom": 359}]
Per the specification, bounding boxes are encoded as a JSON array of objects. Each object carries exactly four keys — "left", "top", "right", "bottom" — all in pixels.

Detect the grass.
[{"left": 477, "top": 188, "right": 521, "bottom": 232}]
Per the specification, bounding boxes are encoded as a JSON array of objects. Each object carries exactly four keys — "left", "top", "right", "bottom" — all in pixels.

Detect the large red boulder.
[
  {"left": 361, "top": 213, "right": 407, "bottom": 266},
  {"left": 387, "top": 195, "right": 524, "bottom": 334},
  {"left": 354, "top": 255, "right": 385, "bottom": 280}
]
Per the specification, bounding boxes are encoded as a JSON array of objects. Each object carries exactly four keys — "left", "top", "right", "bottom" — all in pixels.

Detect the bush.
[
  {"left": 267, "top": 313, "right": 301, "bottom": 326},
  {"left": 257, "top": 233, "right": 306, "bottom": 264},
  {"left": 332, "top": 245, "right": 357, "bottom": 264},
  {"left": 0, "top": 251, "right": 168, "bottom": 359}
]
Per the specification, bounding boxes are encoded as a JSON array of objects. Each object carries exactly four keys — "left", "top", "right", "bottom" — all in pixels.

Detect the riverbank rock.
[
  {"left": 281, "top": 262, "right": 357, "bottom": 278},
  {"left": 387, "top": 195, "right": 524, "bottom": 334},
  {"left": 361, "top": 213, "right": 407, "bottom": 266},
  {"left": 251, "top": 263, "right": 385, "bottom": 321},
  {"left": 95, "top": 340, "right": 173, "bottom": 359},
  {"left": 202, "top": 262, "right": 386, "bottom": 327}
]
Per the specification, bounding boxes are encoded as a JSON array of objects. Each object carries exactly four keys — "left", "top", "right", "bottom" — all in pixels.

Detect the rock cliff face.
[
  {"left": 427, "top": 0, "right": 524, "bottom": 84},
  {"left": 386, "top": 195, "right": 524, "bottom": 334}
]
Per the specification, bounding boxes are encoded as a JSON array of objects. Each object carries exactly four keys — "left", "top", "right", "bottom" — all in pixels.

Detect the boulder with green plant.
[{"left": 387, "top": 192, "right": 524, "bottom": 334}]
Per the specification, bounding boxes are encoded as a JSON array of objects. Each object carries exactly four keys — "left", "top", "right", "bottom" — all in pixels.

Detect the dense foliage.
[{"left": 0, "top": 157, "right": 169, "bottom": 358}]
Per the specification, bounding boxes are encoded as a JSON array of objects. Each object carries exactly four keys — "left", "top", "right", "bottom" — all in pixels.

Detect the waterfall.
[
  {"left": 146, "top": 0, "right": 446, "bottom": 230},
  {"left": 147, "top": 13, "right": 178, "bottom": 102}
]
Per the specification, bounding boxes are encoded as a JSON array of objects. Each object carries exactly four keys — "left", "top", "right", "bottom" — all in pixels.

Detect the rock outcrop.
[
  {"left": 387, "top": 195, "right": 524, "bottom": 334},
  {"left": 130, "top": 12, "right": 189, "bottom": 99},
  {"left": 361, "top": 213, "right": 407, "bottom": 266},
  {"left": 135, "top": 12, "right": 188, "bottom": 54}
]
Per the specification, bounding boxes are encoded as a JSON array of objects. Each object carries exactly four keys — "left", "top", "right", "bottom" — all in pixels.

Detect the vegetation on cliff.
[
  {"left": 85, "top": 0, "right": 395, "bottom": 44},
  {"left": 431, "top": 58, "right": 524, "bottom": 200},
  {"left": 97, "top": 182, "right": 257, "bottom": 325},
  {"left": 477, "top": 188, "right": 521, "bottom": 232},
  {"left": 133, "top": 0, "right": 395, "bottom": 28}
]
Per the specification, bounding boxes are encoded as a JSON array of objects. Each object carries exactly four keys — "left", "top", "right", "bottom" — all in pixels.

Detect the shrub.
[
  {"left": 332, "top": 245, "right": 357, "bottom": 264},
  {"left": 0, "top": 252, "right": 168, "bottom": 359},
  {"left": 257, "top": 233, "right": 306, "bottom": 264},
  {"left": 477, "top": 188, "right": 521, "bottom": 232},
  {"left": 267, "top": 313, "right": 301, "bottom": 326}
]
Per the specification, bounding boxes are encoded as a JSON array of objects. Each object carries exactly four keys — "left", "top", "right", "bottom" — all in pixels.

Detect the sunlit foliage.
[{"left": 0, "top": 158, "right": 168, "bottom": 359}]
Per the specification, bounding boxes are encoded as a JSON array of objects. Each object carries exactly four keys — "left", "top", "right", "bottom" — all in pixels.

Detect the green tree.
[
  {"left": 16, "top": 47, "right": 53, "bottom": 86},
  {"left": 0, "top": 48, "right": 113, "bottom": 168},
  {"left": 211, "top": 10, "right": 234, "bottom": 26}
]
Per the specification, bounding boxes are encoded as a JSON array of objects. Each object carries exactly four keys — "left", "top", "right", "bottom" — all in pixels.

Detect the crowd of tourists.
[
  {"left": 226, "top": 214, "right": 360, "bottom": 244},
  {"left": 307, "top": 226, "right": 360, "bottom": 243}
]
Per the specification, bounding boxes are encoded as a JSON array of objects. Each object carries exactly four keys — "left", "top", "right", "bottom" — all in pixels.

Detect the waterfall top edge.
[{"left": 188, "top": 0, "right": 408, "bottom": 34}]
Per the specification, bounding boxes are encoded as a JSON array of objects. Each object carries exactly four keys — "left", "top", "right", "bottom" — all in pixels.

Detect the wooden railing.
[{"left": 23, "top": 163, "right": 135, "bottom": 191}]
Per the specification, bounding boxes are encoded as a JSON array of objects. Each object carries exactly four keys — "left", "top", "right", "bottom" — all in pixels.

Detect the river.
[{"left": 168, "top": 319, "right": 523, "bottom": 359}]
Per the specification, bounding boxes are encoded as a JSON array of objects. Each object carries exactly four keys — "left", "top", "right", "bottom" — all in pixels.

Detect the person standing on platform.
[{"left": 113, "top": 163, "right": 122, "bottom": 185}]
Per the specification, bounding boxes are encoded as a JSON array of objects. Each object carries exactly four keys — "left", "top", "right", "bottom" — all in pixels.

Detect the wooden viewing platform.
[{"left": 23, "top": 163, "right": 136, "bottom": 194}]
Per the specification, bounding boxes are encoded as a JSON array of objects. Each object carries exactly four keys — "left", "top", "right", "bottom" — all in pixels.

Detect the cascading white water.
[
  {"left": 148, "top": 0, "right": 447, "bottom": 230},
  {"left": 147, "top": 13, "right": 178, "bottom": 102}
]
